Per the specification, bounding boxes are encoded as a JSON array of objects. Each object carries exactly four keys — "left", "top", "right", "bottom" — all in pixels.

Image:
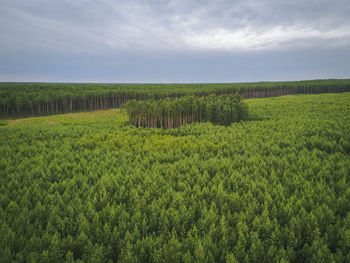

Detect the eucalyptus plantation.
[{"left": 1, "top": 92, "right": 349, "bottom": 262}]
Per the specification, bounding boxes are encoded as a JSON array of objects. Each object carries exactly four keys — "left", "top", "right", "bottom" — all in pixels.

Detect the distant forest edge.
[{"left": 1, "top": 79, "right": 350, "bottom": 118}]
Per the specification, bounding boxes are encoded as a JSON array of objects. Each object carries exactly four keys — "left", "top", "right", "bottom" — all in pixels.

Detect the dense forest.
[
  {"left": 123, "top": 94, "right": 248, "bottom": 128},
  {"left": 1, "top": 79, "right": 350, "bottom": 118},
  {"left": 1, "top": 92, "right": 349, "bottom": 262}
]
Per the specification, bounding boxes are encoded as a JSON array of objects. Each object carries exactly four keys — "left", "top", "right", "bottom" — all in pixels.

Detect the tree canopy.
[{"left": 124, "top": 94, "right": 248, "bottom": 128}]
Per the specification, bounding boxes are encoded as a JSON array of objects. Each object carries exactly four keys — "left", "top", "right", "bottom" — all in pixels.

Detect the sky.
[{"left": 0, "top": 0, "right": 350, "bottom": 83}]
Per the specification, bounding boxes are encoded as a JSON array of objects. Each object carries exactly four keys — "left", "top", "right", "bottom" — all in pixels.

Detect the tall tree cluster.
[{"left": 124, "top": 94, "right": 248, "bottom": 128}]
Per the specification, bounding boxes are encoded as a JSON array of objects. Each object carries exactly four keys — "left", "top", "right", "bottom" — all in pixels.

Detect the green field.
[{"left": 1, "top": 93, "right": 350, "bottom": 262}]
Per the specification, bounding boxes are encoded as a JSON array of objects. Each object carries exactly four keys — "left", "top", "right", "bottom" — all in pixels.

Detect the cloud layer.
[{"left": 1, "top": 0, "right": 349, "bottom": 82}]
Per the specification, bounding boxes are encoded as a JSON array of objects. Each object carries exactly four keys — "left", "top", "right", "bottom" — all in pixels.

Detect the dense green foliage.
[
  {"left": 1, "top": 79, "right": 350, "bottom": 118},
  {"left": 124, "top": 94, "right": 248, "bottom": 128},
  {"left": 1, "top": 93, "right": 350, "bottom": 262}
]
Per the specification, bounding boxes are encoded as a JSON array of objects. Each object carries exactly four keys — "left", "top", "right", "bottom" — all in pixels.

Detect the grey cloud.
[
  {"left": 2, "top": 0, "right": 350, "bottom": 52},
  {"left": 0, "top": 0, "right": 349, "bottom": 82}
]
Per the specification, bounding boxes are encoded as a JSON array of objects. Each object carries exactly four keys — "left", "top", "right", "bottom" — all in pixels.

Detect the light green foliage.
[{"left": 0, "top": 93, "right": 349, "bottom": 262}]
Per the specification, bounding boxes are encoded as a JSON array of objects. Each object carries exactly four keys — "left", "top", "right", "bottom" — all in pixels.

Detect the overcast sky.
[{"left": 1, "top": 0, "right": 349, "bottom": 83}]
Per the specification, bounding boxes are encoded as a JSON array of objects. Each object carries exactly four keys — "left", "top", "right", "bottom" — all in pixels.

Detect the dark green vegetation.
[
  {"left": 1, "top": 93, "right": 350, "bottom": 262},
  {"left": 0, "top": 120, "right": 7, "bottom": 126},
  {"left": 1, "top": 79, "right": 350, "bottom": 118},
  {"left": 124, "top": 94, "right": 248, "bottom": 128}
]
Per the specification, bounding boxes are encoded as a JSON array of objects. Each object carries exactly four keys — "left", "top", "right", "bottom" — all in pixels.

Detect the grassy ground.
[{"left": 3, "top": 108, "right": 126, "bottom": 127}]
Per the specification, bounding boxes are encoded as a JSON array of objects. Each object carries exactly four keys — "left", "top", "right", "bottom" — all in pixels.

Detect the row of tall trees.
[
  {"left": 1, "top": 79, "right": 350, "bottom": 118},
  {"left": 123, "top": 94, "right": 249, "bottom": 128},
  {"left": 0, "top": 95, "right": 130, "bottom": 118}
]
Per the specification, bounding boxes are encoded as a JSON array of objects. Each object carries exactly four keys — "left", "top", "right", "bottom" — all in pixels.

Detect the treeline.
[
  {"left": 124, "top": 94, "right": 248, "bottom": 128},
  {"left": 1, "top": 79, "right": 350, "bottom": 118}
]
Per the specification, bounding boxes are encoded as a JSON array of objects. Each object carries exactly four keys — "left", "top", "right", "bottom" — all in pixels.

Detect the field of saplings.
[{"left": 1, "top": 92, "right": 350, "bottom": 262}]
